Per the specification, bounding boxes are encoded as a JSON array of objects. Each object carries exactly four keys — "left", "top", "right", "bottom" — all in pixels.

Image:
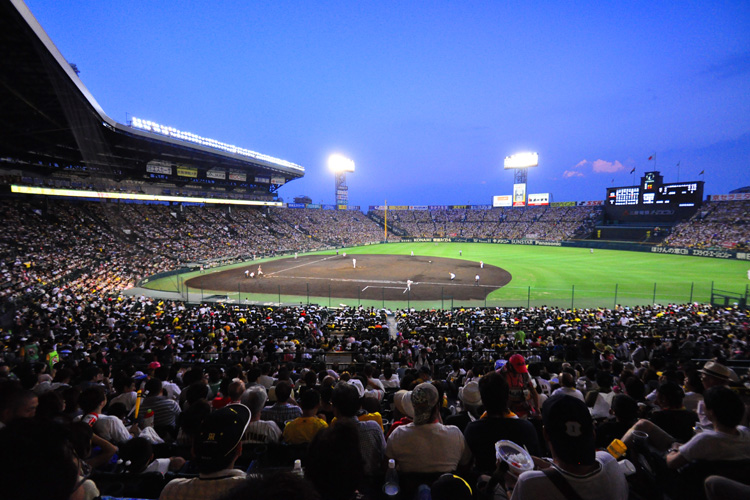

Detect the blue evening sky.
[{"left": 24, "top": 1, "right": 750, "bottom": 207}]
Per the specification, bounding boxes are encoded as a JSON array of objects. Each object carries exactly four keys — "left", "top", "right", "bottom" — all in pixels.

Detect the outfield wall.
[{"left": 398, "top": 237, "right": 750, "bottom": 261}]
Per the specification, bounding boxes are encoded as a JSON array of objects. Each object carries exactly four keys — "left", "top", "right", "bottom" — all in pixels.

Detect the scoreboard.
[{"left": 605, "top": 171, "right": 704, "bottom": 223}]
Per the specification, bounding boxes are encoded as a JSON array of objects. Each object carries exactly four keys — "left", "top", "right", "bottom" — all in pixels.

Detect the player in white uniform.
[
  {"left": 450, "top": 273, "right": 456, "bottom": 280},
  {"left": 403, "top": 280, "right": 413, "bottom": 293},
  {"left": 352, "top": 258, "right": 356, "bottom": 269}
]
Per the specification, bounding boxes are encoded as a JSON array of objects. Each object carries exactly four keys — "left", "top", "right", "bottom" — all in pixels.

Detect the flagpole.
[{"left": 677, "top": 161, "right": 680, "bottom": 182}]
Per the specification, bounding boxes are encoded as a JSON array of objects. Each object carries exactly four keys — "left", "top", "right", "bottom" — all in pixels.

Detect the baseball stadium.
[{"left": 1, "top": 1, "right": 750, "bottom": 499}]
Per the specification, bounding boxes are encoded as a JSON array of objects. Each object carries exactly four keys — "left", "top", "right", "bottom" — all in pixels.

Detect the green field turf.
[{"left": 143, "top": 242, "right": 749, "bottom": 309}]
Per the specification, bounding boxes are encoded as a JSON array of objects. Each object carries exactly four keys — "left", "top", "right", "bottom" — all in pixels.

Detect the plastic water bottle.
[
  {"left": 383, "top": 459, "right": 399, "bottom": 497},
  {"left": 293, "top": 459, "right": 304, "bottom": 478},
  {"left": 416, "top": 483, "right": 432, "bottom": 500}
]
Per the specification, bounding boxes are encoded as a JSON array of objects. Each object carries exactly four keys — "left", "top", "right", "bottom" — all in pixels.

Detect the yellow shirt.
[{"left": 282, "top": 416, "right": 328, "bottom": 444}]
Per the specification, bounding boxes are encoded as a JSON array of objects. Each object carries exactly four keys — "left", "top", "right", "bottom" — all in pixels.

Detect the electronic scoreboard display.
[{"left": 605, "top": 171, "right": 704, "bottom": 223}]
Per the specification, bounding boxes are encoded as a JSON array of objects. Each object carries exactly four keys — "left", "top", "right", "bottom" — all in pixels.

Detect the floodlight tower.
[
  {"left": 328, "top": 154, "right": 355, "bottom": 207},
  {"left": 504, "top": 152, "right": 539, "bottom": 207}
]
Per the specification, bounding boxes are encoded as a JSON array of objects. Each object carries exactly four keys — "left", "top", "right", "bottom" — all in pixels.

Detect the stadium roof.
[{"left": 0, "top": 0, "right": 304, "bottom": 191}]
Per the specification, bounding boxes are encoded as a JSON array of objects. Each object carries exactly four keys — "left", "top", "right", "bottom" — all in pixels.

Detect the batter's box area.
[{"left": 187, "top": 254, "right": 512, "bottom": 302}]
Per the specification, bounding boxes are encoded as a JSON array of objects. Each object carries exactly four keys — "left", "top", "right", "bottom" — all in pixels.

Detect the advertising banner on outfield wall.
[
  {"left": 322, "top": 204, "right": 336, "bottom": 210},
  {"left": 399, "top": 236, "right": 747, "bottom": 260},
  {"left": 287, "top": 203, "right": 305, "bottom": 208},
  {"left": 577, "top": 200, "right": 604, "bottom": 206},
  {"left": 551, "top": 201, "right": 576, "bottom": 207},
  {"left": 429, "top": 205, "right": 448, "bottom": 210},
  {"left": 307, "top": 204, "right": 321, "bottom": 209},
  {"left": 528, "top": 193, "right": 550, "bottom": 206},
  {"left": 473, "top": 205, "right": 493, "bottom": 210},
  {"left": 513, "top": 184, "right": 526, "bottom": 207},
  {"left": 710, "top": 193, "right": 750, "bottom": 201},
  {"left": 493, "top": 195, "right": 513, "bottom": 207}
]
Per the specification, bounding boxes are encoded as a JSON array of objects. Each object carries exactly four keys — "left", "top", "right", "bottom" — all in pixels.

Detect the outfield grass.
[{"left": 143, "top": 242, "right": 749, "bottom": 309}]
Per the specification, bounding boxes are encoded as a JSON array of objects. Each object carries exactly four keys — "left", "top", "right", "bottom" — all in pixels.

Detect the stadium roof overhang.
[{"left": 0, "top": 0, "right": 304, "bottom": 190}]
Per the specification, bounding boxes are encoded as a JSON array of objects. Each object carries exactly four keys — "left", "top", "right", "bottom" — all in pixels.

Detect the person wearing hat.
[
  {"left": 696, "top": 360, "right": 738, "bottom": 429},
  {"left": 499, "top": 354, "right": 539, "bottom": 418},
  {"left": 385, "top": 382, "right": 472, "bottom": 474},
  {"left": 508, "top": 395, "right": 628, "bottom": 500},
  {"left": 385, "top": 389, "right": 414, "bottom": 439},
  {"left": 160, "top": 404, "right": 251, "bottom": 500},
  {"left": 444, "top": 381, "right": 482, "bottom": 433}
]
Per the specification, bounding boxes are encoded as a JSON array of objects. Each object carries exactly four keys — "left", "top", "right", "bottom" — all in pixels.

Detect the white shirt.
[
  {"left": 551, "top": 386, "right": 585, "bottom": 401},
  {"left": 679, "top": 427, "right": 750, "bottom": 462},
  {"left": 386, "top": 422, "right": 472, "bottom": 473},
  {"left": 511, "top": 451, "right": 628, "bottom": 500}
]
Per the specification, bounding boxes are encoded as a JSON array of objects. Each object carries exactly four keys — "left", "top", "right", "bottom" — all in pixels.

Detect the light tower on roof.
[{"left": 328, "top": 154, "right": 355, "bottom": 208}]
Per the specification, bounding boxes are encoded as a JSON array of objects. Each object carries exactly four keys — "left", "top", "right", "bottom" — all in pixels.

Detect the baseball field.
[{"left": 142, "top": 242, "right": 749, "bottom": 309}]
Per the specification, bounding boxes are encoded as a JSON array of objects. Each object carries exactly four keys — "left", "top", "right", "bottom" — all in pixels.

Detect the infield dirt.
[{"left": 186, "top": 254, "right": 512, "bottom": 301}]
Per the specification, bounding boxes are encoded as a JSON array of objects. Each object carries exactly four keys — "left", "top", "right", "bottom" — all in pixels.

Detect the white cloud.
[
  {"left": 575, "top": 159, "right": 589, "bottom": 169},
  {"left": 563, "top": 170, "right": 585, "bottom": 178},
  {"left": 592, "top": 159, "right": 625, "bottom": 173}
]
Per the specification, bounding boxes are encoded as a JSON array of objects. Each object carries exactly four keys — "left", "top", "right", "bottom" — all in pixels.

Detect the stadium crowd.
[
  {"left": 371, "top": 206, "right": 601, "bottom": 240},
  {"left": 1, "top": 288, "right": 750, "bottom": 499},
  {"left": 661, "top": 200, "right": 750, "bottom": 250}
]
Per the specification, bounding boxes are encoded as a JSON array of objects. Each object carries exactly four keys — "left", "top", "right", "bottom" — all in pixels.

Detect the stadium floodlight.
[
  {"left": 328, "top": 154, "right": 354, "bottom": 207},
  {"left": 328, "top": 154, "right": 355, "bottom": 173},
  {"left": 504, "top": 152, "right": 539, "bottom": 169},
  {"left": 129, "top": 117, "right": 304, "bottom": 172}
]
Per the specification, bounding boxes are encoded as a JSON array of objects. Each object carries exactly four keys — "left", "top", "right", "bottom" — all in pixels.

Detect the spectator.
[
  {"left": 283, "top": 389, "right": 328, "bottom": 444},
  {"left": 464, "top": 372, "right": 540, "bottom": 475},
  {"left": 331, "top": 381, "right": 386, "bottom": 478},
  {"left": 386, "top": 382, "right": 471, "bottom": 474},
  {"left": 160, "top": 404, "right": 251, "bottom": 500},
  {"left": 260, "top": 380, "right": 302, "bottom": 430},
  {"left": 240, "top": 385, "right": 282, "bottom": 444},
  {"left": 508, "top": 395, "right": 628, "bottom": 499}
]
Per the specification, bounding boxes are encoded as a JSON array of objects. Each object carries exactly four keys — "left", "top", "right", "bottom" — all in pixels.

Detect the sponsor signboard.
[
  {"left": 270, "top": 176, "right": 286, "bottom": 185},
  {"left": 206, "top": 169, "right": 226, "bottom": 180},
  {"left": 528, "top": 193, "right": 550, "bottom": 206},
  {"left": 146, "top": 162, "right": 172, "bottom": 175},
  {"left": 513, "top": 183, "right": 526, "bottom": 207},
  {"left": 710, "top": 193, "right": 750, "bottom": 201},
  {"left": 255, "top": 176, "right": 270, "bottom": 184},
  {"left": 176, "top": 166, "right": 198, "bottom": 178},
  {"left": 229, "top": 170, "right": 246, "bottom": 182},
  {"left": 493, "top": 195, "right": 512, "bottom": 207},
  {"left": 287, "top": 203, "right": 305, "bottom": 208}
]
